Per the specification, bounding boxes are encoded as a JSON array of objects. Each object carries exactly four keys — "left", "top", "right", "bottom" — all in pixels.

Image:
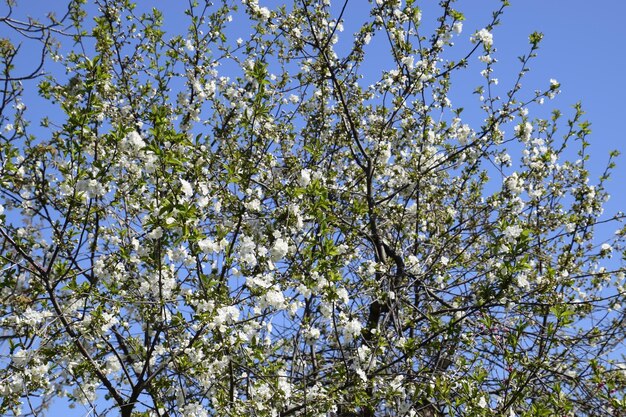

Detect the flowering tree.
[{"left": 1, "top": 0, "right": 625, "bottom": 416}]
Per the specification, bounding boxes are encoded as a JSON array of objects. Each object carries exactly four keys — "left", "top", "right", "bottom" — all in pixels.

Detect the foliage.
[{"left": 1, "top": 0, "right": 625, "bottom": 416}]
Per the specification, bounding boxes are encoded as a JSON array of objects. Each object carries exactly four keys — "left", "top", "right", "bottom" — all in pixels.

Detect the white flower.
[
  {"left": 336, "top": 287, "right": 349, "bottom": 304},
  {"left": 278, "top": 376, "right": 292, "bottom": 399},
  {"left": 514, "top": 122, "right": 533, "bottom": 141},
  {"left": 299, "top": 169, "right": 311, "bottom": 187},
  {"left": 180, "top": 178, "right": 193, "bottom": 198},
  {"left": 304, "top": 326, "right": 321, "bottom": 344},
  {"left": 263, "top": 289, "right": 285, "bottom": 309},
  {"left": 100, "top": 311, "right": 118, "bottom": 332},
  {"left": 124, "top": 131, "right": 146, "bottom": 150},
  {"left": 517, "top": 273, "right": 530, "bottom": 289},
  {"left": 505, "top": 173, "right": 524, "bottom": 194},
  {"left": 271, "top": 238, "right": 289, "bottom": 261},
  {"left": 104, "top": 356, "right": 122, "bottom": 374},
  {"left": 401, "top": 55, "right": 414, "bottom": 70},
  {"left": 245, "top": 198, "right": 261, "bottom": 211},
  {"left": 477, "top": 396, "right": 488, "bottom": 408},
  {"left": 76, "top": 179, "right": 107, "bottom": 199},
  {"left": 23, "top": 307, "right": 52, "bottom": 326},
  {"left": 503, "top": 225, "right": 523, "bottom": 240},
  {"left": 12, "top": 349, "right": 30, "bottom": 366},
  {"left": 355, "top": 367, "right": 367, "bottom": 382},
  {"left": 452, "top": 22, "right": 463, "bottom": 34},
  {"left": 182, "top": 402, "right": 208, "bottom": 417},
  {"left": 198, "top": 238, "right": 218, "bottom": 253},
  {"left": 357, "top": 345, "right": 371, "bottom": 362},
  {"left": 601, "top": 243, "right": 613, "bottom": 253},
  {"left": 192, "top": 79, "right": 206, "bottom": 100},
  {"left": 471, "top": 28, "right": 493, "bottom": 48},
  {"left": 214, "top": 305, "right": 240, "bottom": 328},
  {"left": 147, "top": 227, "right": 163, "bottom": 240},
  {"left": 342, "top": 318, "right": 362, "bottom": 342},
  {"left": 238, "top": 235, "right": 258, "bottom": 267},
  {"left": 258, "top": 7, "right": 270, "bottom": 19},
  {"left": 169, "top": 245, "right": 191, "bottom": 264}
]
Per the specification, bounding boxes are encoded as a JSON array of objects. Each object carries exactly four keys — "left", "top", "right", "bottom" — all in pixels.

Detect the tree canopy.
[{"left": 1, "top": 0, "right": 625, "bottom": 416}]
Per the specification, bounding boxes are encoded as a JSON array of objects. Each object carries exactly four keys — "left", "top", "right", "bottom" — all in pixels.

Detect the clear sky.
[
  {"left": 2, "top": 0, "right": 625, "bottom": 415},
  {"left": 474, "top": 0, "right": 626, "bottom": 216}
]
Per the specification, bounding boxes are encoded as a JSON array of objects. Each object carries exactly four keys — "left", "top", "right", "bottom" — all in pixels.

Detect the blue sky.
[
  {"left": 478, "top": 0, "right": 626, "bottom": 214},
  {"left": 3, "top": 0, "right": 626, "bottom": 415}
]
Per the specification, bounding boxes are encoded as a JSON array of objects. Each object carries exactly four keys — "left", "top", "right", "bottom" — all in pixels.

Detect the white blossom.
[
  {"left": 299, "top": 169, "right": 311, "bottom": 187},
  {"left": 505, "top": 173, "right": 524, "bottom": 194},
  {"left": 213, "top": 305, "right": 240, "bottom": 329},
  {"left": 477, "top": 396, "right": 488, "bottom": 408},
  {"left": 471, "top": 28, "right": 493, "bottom": 48},
  {"left": 123, "top": 131, "right": 146, "bottom": 151},
  {"left": 503, "top": 225, "right": 523, "bottom": 240},
  {"left": 198, "top": 238, "right": 219, "bottom": 253},
  {"left": 517, "top": 273, "right": 530, "bottom": 289},
  {"left": 601, "top": 243, "right": 613, "bottom": 253},
  {"left": 342, "top": 318, "right": 362, "bottom": 342},
  {"left": 258, "top": 7, "right": 270, "bottom": 19},
  {"left": 271, "top": 237, "right": 289, "bottom": 261},
  {"left": 147, "top": 226, "right": 163, "bottom": 240},
  {"left": 401, "top": 55, "right": 414, "bottom": 70},
  {"left": 262, "top": 288, "right": 285, "bottom": 309},
  {"left": 180, "top": 178, "right": 193, "bottom": 198}
]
